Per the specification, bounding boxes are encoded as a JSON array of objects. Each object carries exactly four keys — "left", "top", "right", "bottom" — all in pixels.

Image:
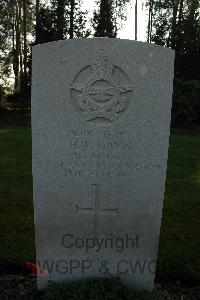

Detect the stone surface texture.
[{"left": 31, "top": 38, "right": 174, "bottom": 290}]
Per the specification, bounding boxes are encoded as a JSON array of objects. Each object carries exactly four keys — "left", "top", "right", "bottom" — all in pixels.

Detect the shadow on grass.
[
  {"left": 156, "top": 134, "right": 200, "bottom": 285},
  {"left": 40, "top": 277, "right": 150, "bottom": 300}
]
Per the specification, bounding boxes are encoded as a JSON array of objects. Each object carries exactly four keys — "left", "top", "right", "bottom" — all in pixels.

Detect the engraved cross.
[{"left": 76, "top": 183, "right": 119, "bottom": 239}]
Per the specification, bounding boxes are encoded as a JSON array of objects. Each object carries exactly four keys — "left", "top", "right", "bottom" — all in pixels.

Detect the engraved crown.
[{"left": 91, "top": 54, "right": 114, "bottom": 80}]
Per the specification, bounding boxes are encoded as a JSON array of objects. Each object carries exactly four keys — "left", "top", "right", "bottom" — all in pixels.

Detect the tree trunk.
[
  {"left": 12, "top": 17, "right": 18, "bottom": 91},
  {"left": 135, "top": 0, "right": 137, "bottom": 40},
  {"left": 171, "top": 0, "right": 180, "bottom": 49},
  {"left": 57, "top": 0, "right": 65, "bottom": 40},
  {"left": 19, "top": 1, "right": 23, "bottom": 88},
  {"left": 15, "top": 0, "right": 20, "bottom": 90},
  {"left": 23, "top": 0, "right": 28, "bottom": 91},
  {"left": 178, "top": 0, "right": 184, "bottom": 26},
  {"left": 69, "top": 0, "right": 75, "bottom": 39},
  {"left": 147, "top": 0, "right": 154, "bottom": 42},
  {"left": 36, "top": 0, "right": 40, "bottom": 43},
  {"left": 150, "top": 0, "right": 154, "bottom": 43}
]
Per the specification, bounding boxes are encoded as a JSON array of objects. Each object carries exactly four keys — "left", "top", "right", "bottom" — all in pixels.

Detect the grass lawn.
[{"left": 0, "top": 122, "right": 199, "bottom": 284}]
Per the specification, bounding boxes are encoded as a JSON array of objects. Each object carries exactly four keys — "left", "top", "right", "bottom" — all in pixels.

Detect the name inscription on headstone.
[{"left": 35, "top": 128, "right": 162, "bottom": 179}]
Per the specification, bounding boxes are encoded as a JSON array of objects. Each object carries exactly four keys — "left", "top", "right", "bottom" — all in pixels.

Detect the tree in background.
[
  {"left": 0, "top": 0, "right": 33, "bottom": 93},
  {"left": 35, "top": 0, "right": 90, "bottom": 44},
  {"left": 69, "top": 0, "right": 75, "bottom": 39},
  {"left": 147, "top": 0, "right": 154, "bottom": 43},
  {"left": 35, "top": 4, "right": 56, "bottom": 45},
  {"left": 68, "top": 0, "right": 91, "bottom": 38},
  {"left": 93, "top": 0, "right": 128, "bottom": 37},
  {"left": 0, "top": 0, "right": 91, "bottom": 104},
  {"left": 135, "top": 0, "right": 137, "bottom": 40},
  {"left": 0, "top": 0, "right": 129, "bottom": 99},
  {"left": 146, "top": 0, "right": 200, "bottom": 123},
  {"left": 93, "top": 0, "right": 116, "bottom": 37},
  {"left": 0, "top": 1, "right": 13, "bottom": 88},
  {"left": 175, "top": 0, "right": 200, "bottom": 80},
  {"left": 50, "top": 0, "right": 67, "bottom": 40},
  {"left": 148, "top": 0, "right": 200, "bottom": 80}
]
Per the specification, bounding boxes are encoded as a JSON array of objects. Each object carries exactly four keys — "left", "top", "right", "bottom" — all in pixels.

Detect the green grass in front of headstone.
[
  {"left": 0, "top": 126, "right": 35, "bottom": 261},
  {"left": 40, "top": 277, "right": 150, "bottom": 300},
  {"left": 156, "top": 133, "right": 200, "bottom": 284},
  {"left": 0, "top": 125, "right": 199, "bottom": 284}
]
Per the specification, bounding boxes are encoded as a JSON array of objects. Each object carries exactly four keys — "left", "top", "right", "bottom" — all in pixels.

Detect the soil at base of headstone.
[{"left": 0, "top": 275, "right": 199, "bottom": 300}]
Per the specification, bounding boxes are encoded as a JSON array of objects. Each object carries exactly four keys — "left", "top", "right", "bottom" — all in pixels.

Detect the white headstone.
[{"left": 31, "top": 38, "right": 174, "bottom": 290}]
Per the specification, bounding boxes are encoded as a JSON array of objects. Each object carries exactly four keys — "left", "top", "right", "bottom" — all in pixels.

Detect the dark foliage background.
[{"left": 0, "top": 0, "right": 199, "bottom": 124}]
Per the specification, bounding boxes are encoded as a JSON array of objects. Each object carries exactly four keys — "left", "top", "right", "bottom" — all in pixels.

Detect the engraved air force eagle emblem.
[{"left": 71, "top": 53, "right": 133, "bottom": 123}]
